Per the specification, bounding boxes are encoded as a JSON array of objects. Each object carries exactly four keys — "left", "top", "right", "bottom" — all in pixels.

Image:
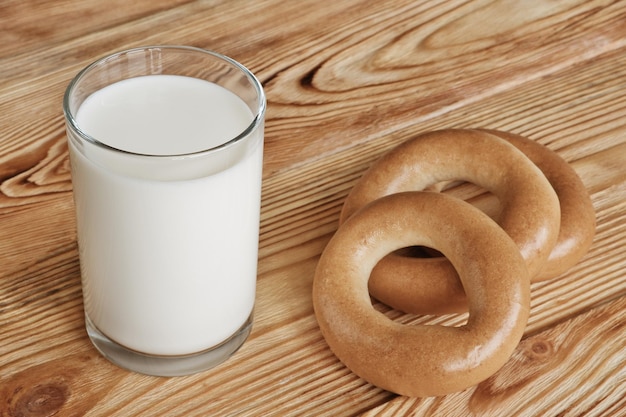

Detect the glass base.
[{"left": 85, "top": 313, "right": 253, "bottom": 377}]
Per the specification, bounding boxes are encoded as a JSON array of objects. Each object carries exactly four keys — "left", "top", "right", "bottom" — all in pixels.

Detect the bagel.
[
  {"left": 340, "top": 129, "right": 560, "bottom": 314},
  {"left": 476, "top": 129, "right": 595, "bottom": 280},
  {"left": 313, "top": 192, "right": 531, "bottom": 397}
]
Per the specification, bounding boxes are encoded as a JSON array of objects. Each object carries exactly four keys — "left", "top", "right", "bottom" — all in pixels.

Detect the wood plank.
[
  {"left": 0, "top": 0, "right": 625, "bottom": 180},
  {"left": 259, "top": 0, "right": 626, "bottom": 175},
  {"left": 1, "top": 0, "right": 625, "bottom": 415},
  {"left": 0, "top": 0, "right": 195, "bottom": 59}
]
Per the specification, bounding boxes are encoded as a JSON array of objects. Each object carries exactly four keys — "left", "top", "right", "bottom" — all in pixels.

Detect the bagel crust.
[
  {"left": 340, "top": 129, "right": 560, "bottom": 314},
  {"left": 313, "top": 192, "right": 531, "bottom": 397},
  {"left": 476, "top": 129, "right": 595, "bottom": 280}
]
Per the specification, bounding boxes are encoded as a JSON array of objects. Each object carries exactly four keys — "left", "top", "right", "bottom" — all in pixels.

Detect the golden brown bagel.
[
  {"left": 314, "top": 192, "right": 531, "bottom": 397},
  {"left": 340, "top": 129, "right": 560, "bottom": 314},
  {"left": 476, "top": 129, "right": 595, "bottom": 280}
]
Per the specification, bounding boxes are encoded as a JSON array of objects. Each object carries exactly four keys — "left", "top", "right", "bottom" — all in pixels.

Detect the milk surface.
[{"left": 69, "top": 75, "right": 262, "bottom": 355}]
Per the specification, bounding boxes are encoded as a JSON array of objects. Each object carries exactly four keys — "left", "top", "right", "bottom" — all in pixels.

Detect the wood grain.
[
  {"left": 0, "top": 0, "right": 195, "bottom": 59},
  {"left": 0, "top": 0, "right": 625, "bottom": 415}
]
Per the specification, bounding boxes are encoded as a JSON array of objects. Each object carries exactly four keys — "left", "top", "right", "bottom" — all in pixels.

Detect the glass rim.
[{"left": 62, "top": 45, "right": 266, "bottom": 158}]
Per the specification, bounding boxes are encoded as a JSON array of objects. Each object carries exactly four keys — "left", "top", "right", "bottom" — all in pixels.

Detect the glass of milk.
[{"left": 63, "top": 46, "right": 265, "bottom": 376}]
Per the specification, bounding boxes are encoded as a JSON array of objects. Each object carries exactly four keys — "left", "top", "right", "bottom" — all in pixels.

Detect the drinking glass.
[{"left": 63, "top": 46, "right": 265, "bottom": 376}]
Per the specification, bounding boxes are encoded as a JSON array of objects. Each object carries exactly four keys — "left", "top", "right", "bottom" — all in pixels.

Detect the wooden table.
[{"left": 1, "top": 0, "right": 625, "bottom": 415}]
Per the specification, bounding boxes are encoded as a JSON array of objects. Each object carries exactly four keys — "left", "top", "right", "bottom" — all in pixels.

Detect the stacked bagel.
[{"left": 312, "top": 129, "right": 595, "bottom": 397}]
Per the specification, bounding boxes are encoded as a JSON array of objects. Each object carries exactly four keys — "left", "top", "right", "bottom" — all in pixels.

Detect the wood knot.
[
  {"left": 525, "top": 338, "right": 554, "bottom": 360},
  {"left": 10, "top": 382, "right": 69, "bottom": 417}
]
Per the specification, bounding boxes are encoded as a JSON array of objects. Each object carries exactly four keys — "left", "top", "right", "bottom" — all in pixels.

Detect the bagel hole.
[
  {"left": 393, "top": 245, "right": 441, "bottom": 258},
  {"left": 371, "top": 300, "right": 470, "bottom": 327}
]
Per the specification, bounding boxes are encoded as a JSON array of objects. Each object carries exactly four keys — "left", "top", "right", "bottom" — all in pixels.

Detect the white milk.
[{"left": 69, "top": 75, "right": 263, "bottom": 356}]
